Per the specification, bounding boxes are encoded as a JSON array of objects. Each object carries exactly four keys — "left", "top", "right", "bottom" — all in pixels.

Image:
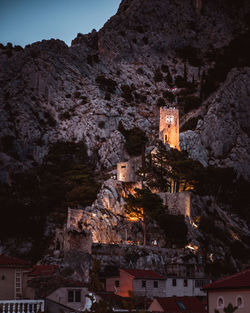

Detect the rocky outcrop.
[{"left": 180, "top": 67, "right": 250, "bottom": 179}]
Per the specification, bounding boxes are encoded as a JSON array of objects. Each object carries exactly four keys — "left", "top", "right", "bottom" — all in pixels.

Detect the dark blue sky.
[{"left": 0, "top": 0, "right": 121, "bottom": 47}]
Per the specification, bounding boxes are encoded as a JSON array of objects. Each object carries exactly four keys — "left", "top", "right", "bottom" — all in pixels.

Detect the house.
[
  {"left": 203, "top": 268, "right": 250, "bottom": 313},
  {"left": 106, "top": 269, "right": 166, "bottom": 298},
  {"left": 148, "top": 296, "right": 207, "bottom": 313},
  {"left": 46, "top": 283, "right": 88, "bottom": 313},
  {"left": 164, "top": 276, "right": 209, "bottom": 297},
  {"left": 0, "top": 255, "right": 30, "bottom": 300},
  {"left": 164, "top": 262, "right": 210, "bottom": 297}
]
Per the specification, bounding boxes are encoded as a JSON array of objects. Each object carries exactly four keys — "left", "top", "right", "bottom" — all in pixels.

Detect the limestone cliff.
[{"left": 0, "top": 0, "right": 250, "bottom": 271}]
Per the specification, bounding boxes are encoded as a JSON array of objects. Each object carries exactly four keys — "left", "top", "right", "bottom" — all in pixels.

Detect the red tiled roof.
[
  {"left": 203, "top": 268, "right": 250, "bottom": 290},
  {"left": 121, "top": 268, "right": 165, "bottom": 279},
  {"left": 0, "top": 255, "right": 30, "bottom": 267},
  {"left": 153, "top": 296, "right": 207, "bottom": 313},
  {"left": 28, "top": 264, "right": 58, "bottom": 277}
]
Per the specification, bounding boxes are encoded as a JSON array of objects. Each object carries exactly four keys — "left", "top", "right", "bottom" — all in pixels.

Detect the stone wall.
[
  {"left": 159, "top": 107, "right": 179, "bottom": 150},
  {"left": 158, "top": 192, "right": 191, "bottom": 217},
  {"left": 92, "top": 243, "right": 185, "bottom": 274}
]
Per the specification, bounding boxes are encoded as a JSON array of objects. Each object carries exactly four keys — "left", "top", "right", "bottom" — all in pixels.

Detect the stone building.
[
  {"left": 159, "top": 107, "right": 180, "bottom": 150},
  {"left": 117, "top": 157, "right": 141, "bottom": 183}
]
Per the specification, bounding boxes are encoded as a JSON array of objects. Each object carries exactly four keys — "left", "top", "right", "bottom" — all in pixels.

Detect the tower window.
[
  {"left": 142, "top": 280, "right": 146, "bottom": 288},
  {"left": 172, "top": 279, "right": 176, "bottom": 287},
  {"left": 154, "top": 281, "right": 158, "bottom": 288}
]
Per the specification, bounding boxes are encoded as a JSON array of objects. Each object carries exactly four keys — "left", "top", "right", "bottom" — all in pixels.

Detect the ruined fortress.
[
  {"left": 116, "top": 106, "right": 191, "bottom": 218},
  {"left": 62, "top": 106, "right": 192, "bottom": 250}
]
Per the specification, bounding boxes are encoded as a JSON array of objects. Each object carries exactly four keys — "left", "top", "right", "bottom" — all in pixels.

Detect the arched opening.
[{"left": 217, "top": 297, "right": 224, "bottom": 308}]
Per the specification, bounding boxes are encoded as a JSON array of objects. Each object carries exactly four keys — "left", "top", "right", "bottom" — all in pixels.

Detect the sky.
[{"left": 0, "top": 0, "right": 122, "bottom": 47}]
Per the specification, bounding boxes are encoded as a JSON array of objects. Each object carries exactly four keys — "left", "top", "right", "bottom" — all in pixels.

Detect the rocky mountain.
[{"left": 0, "top": 0, "right": 250, "bottom": 272}]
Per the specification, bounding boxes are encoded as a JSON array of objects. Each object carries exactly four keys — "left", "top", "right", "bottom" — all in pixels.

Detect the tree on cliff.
[{"left": 125, "top": 188, "right": 187, "bottom": 247}]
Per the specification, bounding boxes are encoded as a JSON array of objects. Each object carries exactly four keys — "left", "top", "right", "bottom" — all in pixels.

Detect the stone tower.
[
  {"left": 117, "top": 157, "right": 141, "bottom": 182},
  {"left": 159, "top": 107, "right": 180, "bottom": 150}
]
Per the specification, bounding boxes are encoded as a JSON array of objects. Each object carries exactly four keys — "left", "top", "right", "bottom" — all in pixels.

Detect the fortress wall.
[{"left": 158, "top": 192, "right": 191, "bottom": 217}]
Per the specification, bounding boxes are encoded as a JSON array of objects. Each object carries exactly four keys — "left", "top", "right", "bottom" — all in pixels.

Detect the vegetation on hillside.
[
  {"left": 118, "top": 121, "right": 148, "bottom": 156},
  {"left": 125, "top": 188, "right": 187, "bottom": 247},
  {"left": 0, "top": 141, "right": 100, "bottom": 261}
]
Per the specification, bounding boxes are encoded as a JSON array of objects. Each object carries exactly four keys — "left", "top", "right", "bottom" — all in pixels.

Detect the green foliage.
[
  {"left": 1, "top": 135, "right": 15, "bottom": 151},
  {"left": 176, "top": 45, "right": 202, "bottom": 67},
  {"left": 202, "top": 29, "right": 250, "bottom": 100},
  {"left": 87, "top": 54, "right": 99, "bottom": 66},
  {"left": 180, "top": 116, "right": 200, "bottom": 132},
  {"left": 142, "top": 144, "right": 204, "bottom": 193},
  {"left": 223, "top": 303, "right": 238, "bottom": 313},
  {"left": 98, "top": 121, "right": 105, "bottom": 129},
  {"left": 158, "top": 214, "right": 187, "bottom": 247},
  {"left": 44, "top": 112, "right": 57, "bottom": 127},
  {"left": 178, "top": 95, "right": 201, "bottom": 113},
  {"left": 89, "top": 260, "right": 103, "bottom": 292},
  {"left": 125, "top": 188, "right": 164, "bottom": 221},
  {"left": 125, "top": 188, "right": 187, "bottom": 247},
  {"left": 0, "top": 141, "right": 100, "bottom": 261},
  {"left": 163, "top": 90, "right": 175, "bottom": 103},
  {"left": 118, "top": 121, "right": 147, "bottom": 156},
  {"left": 156, "top": 97, "right": 165, "bottom": 107},
  {"left": 154, "top": 68, "right": 163, "bottom": 82},
  {"left": 121, "top": 84, "right": 135, "bottom": 102},
  {"left": 96, "top": 75, "right": 117, "bottom": 94}
]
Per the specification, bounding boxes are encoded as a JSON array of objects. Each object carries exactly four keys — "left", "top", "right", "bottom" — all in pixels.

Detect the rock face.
[
  {"left": 180, "top": 68, "right": 250, "bottom": 179},
  {"left": 1, "top": 0, "right": 250, "bottom": 183},
  {"left": 1, "top": 0, "right": 250, "bottom": 270}
]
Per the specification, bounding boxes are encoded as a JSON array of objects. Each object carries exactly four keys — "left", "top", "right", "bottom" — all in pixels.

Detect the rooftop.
[
  {"left": 153, "top": 296, "right": 206, "bottom": 313},
  {"left": 0, "top": 254, "right": 30, "bottom": 268},
  {"left": 28, "top": 264, "right": 58, "bottom": 277},
  {"left": 121, "top": 268, "right": 165, "bottom": 280},
  {"left": 203, "top": 268, "right": 250, "bottom": 290}
]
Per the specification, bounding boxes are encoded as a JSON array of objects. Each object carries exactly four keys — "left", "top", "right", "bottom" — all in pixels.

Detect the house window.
[
  {"left": 217, "top": 297, "right": 224, "bottom": 309},
  {"left": 236, "top": 296, "right": 243, "bottom": 308},
  {"left": 68, "top": 289, "right": 81, "bottom": 303},
  {"left": 115, "top": 280, "right": 120, "bottom": 287},
  {"left": 172, "top": 279, "right": 176, "bottom": 287},
  {"left": 142, "top": 280, "right": 146, "bottom": 288},
  {"left": 154, "top": 281, "right": 158, "bottom": 288},
  {"left": 184, "top": 279, "right": 188, "bottom": 287},
  {"left": 195, "top": 279, "right": 210, "bottom": 288}
]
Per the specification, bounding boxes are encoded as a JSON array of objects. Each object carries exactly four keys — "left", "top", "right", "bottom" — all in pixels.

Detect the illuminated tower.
[{"left": 159, "top": 107, "right": 180, "bottom": 150}]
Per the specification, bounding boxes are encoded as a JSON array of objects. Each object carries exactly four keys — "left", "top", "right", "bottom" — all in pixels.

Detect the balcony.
[{"left": 0, "top": 300, "right": 44, "bottom": 313}]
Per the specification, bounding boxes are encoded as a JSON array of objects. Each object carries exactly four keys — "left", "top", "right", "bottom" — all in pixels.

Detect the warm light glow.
[
  {"left": 185, "top": 244, "right": 198, "bottom": 251},
  {"left": 192, "top": 222, "right": 198, "bottom": 228},
  {"left": 127, "top": 208, "right": 144, "bottom": 222}
]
